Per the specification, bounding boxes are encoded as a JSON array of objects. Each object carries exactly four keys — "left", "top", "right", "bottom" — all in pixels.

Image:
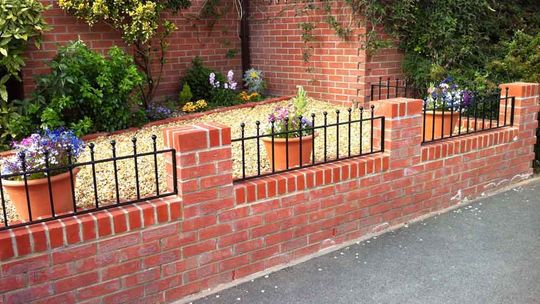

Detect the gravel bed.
[{"left": 1, "top": 98, "right": 378, "bottom": 223}]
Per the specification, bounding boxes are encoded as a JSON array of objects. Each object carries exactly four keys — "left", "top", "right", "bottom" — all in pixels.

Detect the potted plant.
[
  {"left": 262, "top": 86, "right": 315, "bottom": 171},
  {"left": 423, "top": 77, "right": 473, "bottom": 139},
  {"left": 1, "top": 129, "right": 85, "bottom": 221}
]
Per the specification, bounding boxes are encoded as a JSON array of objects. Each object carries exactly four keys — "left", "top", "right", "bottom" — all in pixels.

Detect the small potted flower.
[
  {"left": 1, "top": 129, "right": 85, "bottom": 221},
  {"left": 262, "top": 86, "right": 315, "bottom": 170},
  {"left": 423, "top": 77, "right": 473, "bottom": 139}
]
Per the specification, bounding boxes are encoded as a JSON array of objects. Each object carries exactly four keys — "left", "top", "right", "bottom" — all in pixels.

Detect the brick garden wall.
[
  {"left": 0, "top": 82, "right": 537, "bottom": 304},
  {"left": 249, "top": 1, "right": 403, "bottom": 105},
  {"left": 21, "top": 1, "right": 401, "bottom": 105},
  {"left": 22, "top": 0, "right": 242, "bottom": 99}
]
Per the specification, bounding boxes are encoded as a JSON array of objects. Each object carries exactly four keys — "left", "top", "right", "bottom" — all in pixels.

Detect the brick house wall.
[{"left": 0, "top": 83, "right": 537, "bottom": 304}]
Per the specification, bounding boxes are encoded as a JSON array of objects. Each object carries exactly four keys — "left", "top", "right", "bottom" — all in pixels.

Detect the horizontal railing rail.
[
  {"left": 0, "top": 136, "right": 177, "bottom": 231},
  {"left": 232, "top": 106, "right": 385, "bottom": 182}
]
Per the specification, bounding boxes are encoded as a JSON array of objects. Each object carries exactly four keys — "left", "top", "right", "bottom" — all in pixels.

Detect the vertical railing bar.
[
  {"left": 431, "top": 102, "right": 436, "bottom": 141},
  {"left": 347, "top": 108, "right": 352, "bottom": 157},
  {"left": 378, "top": 77, "right": 382, "bottom": 100},
  {"left": 386, "top": 77, "right": 390, "bottom": 99},
  {"left": 458, "top": 93, "right": 463, "bottom": 136},
  {"left": 489, "top": 93, "right": 494, "bottom": 129},
  {"left": 20, "top": 153, "right": 32, "bottom": 222},
  {"left": 395, "top": 78, "right": 399, "bottom": 98},
  {"left": 473, "top": 100, "right": 478, "bottom": 132},
  {"left": 311, "top": 113, "right": 316, "bottom": 165},
  {"left": 67, "top": 148, "right": 77, "bottom": 213},
  {"left": 256, "top": 121, "right": 261, "bottom": 176},
  {"left": 111, "top": 141, "right": 120, "bottom": 204},
  {"left": 271, "top": 121, "right": 276, "bottom": 173},
  {"left": 0, "top": 171, "right": 8, "bottom": 227},
  {"left": 299, "top": 116, "right": 303, "bottom": 168},
  {"left": 323, "top": 112, "right": 328, "bottom": 163},
  {"left": 171, "top": 149, "right": 178, "bottom": 194},
  {"left": 240, "top": 123, "right": 246, "bottom": 179},
  {"left": 44, "top": 150, "right": 55, "bottom": 218},
  {"left": 132, "top": 138, "right": 140, "bottom": 201},
  {"left": 360, "top": 107, "right": 364, "bottom": 154},
  {"left": 89, "top": 143, "right": 99, "bottom": 208},
  {"left": 370, "top": 105, "right": 375, "bottom": 153},
  {"left": 510, "top": 97, "right": 515, "bottom": 126},
  {"left": 404, "top": 79, "right": 408, "bottom": 98},
  {"left": 504, "top": 87, "right": 509, "bottom": 126},
  {"left": 370, "top": 85, "right": 374, "bottom": 102},
  {"left": 336, "top": 110, "right": 340, "bottom": 160},
  {"left": 285, "top": 118, "right": 289, "bottom": 170},
  {"left": 381, "top": 117, "right": 385, "bottom": 152},
  {"left": 449, "top": 93, "right": 454, "bottom": 138},
  {"left": 152, "top": 135, "right": 160, "bottom": 196},
  {"left": 481, "top": 99, "right": 486, "bottom": 130},
  {"left": 441, "top": 96, "right": 446, "bottom": 140},
  {"left": 422, "top": 101, "right": 427, "bottom": 143}
]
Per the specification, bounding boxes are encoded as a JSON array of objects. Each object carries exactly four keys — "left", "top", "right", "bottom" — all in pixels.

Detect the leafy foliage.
[
  {"left": 58, "top": 0, "right": 192, "bottom": 107},
  {"left": 183, "top": 57, "right": 224, "bottom": 101},
  {"left": 0, "top": 0, "right": 49, "bottom": 102},
  {"left": 243, "top": 68, "right": 266, "bottom": 95},
  {"left": 178, "top": 83, "right": 193, "bottom": 105},
  {"left": 25, "top": 41, "right": 144, "bottom": 136}
]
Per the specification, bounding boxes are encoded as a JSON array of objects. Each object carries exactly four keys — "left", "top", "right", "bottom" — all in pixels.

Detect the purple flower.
[{"left": 1, "top": 128, "right": 85, "bottom": 180}]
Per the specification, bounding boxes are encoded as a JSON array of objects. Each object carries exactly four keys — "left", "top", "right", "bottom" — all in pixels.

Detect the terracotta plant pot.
[
  {"left": 262, "top": 134, "right": 315, "bottom": 171},
  {"left": 422, "top": 111, "right": 461, "bottom": 140},
  {"left": 2, "top": 168, "right": 80, "bottom": 221}
]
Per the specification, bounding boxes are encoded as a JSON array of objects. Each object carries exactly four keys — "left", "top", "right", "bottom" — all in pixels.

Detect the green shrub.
[
  {"left": 178, "top": 83, "right": 193, "bottom": 105},
  {"left": 183, "top": 57, "right": 224, "bottom": 101},
  {"left": 28, "top": 40, "right": 144, "bottom": 134},
  {"left": 0, "top": 0, "right": 50, "bottom": 102}
]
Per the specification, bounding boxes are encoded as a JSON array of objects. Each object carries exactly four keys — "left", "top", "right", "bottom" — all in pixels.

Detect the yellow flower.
[{"left": 249, "top": 71, "right": 259, "bottom": 79}]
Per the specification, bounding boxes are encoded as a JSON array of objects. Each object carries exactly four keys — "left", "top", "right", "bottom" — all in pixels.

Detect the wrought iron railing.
[
  {"left": 370, "top": 78, "right": 516, "bottom": 144},
  {"left": 232, "top": 106, "right": 385, "bottom": 182},
  {"left": 421, "top": 88, "right": 515, "bottom": 143},
  {"left": 0, "top": 136, "right": 177, "bottom": 230}
]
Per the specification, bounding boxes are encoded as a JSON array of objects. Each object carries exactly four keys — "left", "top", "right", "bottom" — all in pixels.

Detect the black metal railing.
[
  {"left": 369, "top": 78, "right": 516, "bottom": 144},
  {"left": 421, "top": 88, "right": 515, "bottom": 143},
  {"left": 0, "top": 136, "right": 177, "bottom": 230},
  {"left": 232, "top": 106, "right": 385, "bottom": 182},
  {"left": 370, "top": 77, "right": 423, "bottom": 101}
]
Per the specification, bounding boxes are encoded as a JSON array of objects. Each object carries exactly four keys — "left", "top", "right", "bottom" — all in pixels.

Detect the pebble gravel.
[{"left": 1, "top": 98, "right": 378, "bottom": 223}]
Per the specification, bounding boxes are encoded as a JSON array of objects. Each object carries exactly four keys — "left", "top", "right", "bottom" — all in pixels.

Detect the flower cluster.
[
  {"left": 1, "top": 129, "right": 85, "bottom": 180},
  {"left": 243, "top": 68, "right": 266, "bottom": 94},
  {"left": 209, "top": 70, "right": 237, "bottom": 90},
  {"left": 146, "top": 104, "right": 173, "bottom": 121},
  {"left": 239, "top": 91, "right": 261, "bottom": 103},
  {"left": 267, "top": 105, "right": 313, "bottom": 138},
  {"left": 267, "top": 87, "right": 313, "bottom": 138},
  {"left": 425, "top": 77, "right": 474, "bottom": 111},
  {"left": 182, "top": 99, "right": 208, "bottom": 113}
]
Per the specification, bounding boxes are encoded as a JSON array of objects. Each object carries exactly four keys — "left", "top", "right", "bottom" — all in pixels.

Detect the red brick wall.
[
  {"left": 0, "top": 83, "right": 537, "bottom": 304},
  {"left": 249, "top": 2, "right": 403, "bottom": 105},
  {"left": 22, "top": 0, "right": 242, "bottom": 99},
  {"left": 22, "top": 1, "right": 402, "bottom": 105}
]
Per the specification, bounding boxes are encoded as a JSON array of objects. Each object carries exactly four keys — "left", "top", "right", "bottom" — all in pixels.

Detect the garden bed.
[{"left": 1, "top": 97, "right": 375, "bottom": 223}]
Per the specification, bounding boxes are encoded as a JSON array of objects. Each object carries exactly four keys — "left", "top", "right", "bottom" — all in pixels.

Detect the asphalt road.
[{"left": 193, "top": 179, "right": 540, "bottom": 304}]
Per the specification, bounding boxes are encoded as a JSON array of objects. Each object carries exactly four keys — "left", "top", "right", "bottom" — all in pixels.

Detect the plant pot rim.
[
  {"left": 2, "top": 167, "right": 80, "bottom": 187},
  {"left": 261, "top": 133, "right": 317, "bottom": 143}
]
